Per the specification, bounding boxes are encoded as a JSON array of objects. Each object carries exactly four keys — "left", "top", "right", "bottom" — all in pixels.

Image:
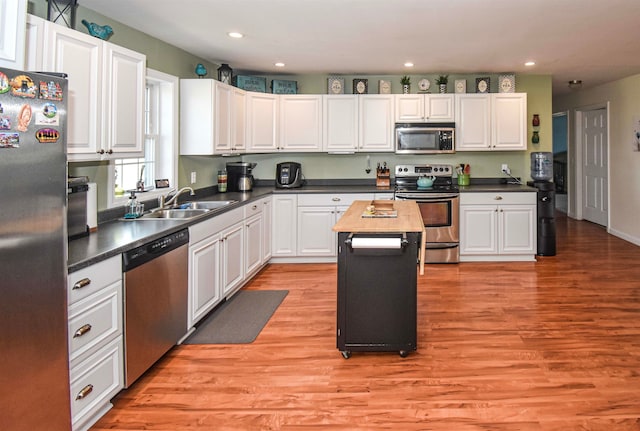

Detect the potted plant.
[
  {"left": 436, "top": 75, "right": 449, "bottom": 93},
  {"left": 400, "top": 76, "right": 411, "bottom": 94}
]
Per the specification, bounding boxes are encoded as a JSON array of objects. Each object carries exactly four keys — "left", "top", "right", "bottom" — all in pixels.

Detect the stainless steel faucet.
[{"left": 159, "top": 187, "right": 195, "bottom": 208}]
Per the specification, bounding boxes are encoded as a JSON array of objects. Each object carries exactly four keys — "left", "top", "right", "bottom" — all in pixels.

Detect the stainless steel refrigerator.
[{"left": 0, "top": 67, "right": 71, "bottom": 429}]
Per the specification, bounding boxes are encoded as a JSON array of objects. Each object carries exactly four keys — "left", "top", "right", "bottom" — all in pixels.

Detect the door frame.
[{"left": 573, "top": 102, "right": 610, "bottom": 225}]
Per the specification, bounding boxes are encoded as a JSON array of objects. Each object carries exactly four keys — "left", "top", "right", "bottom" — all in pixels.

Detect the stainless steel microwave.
[{"left": 395, "top": 123, "right": 455, "bottom": 154}]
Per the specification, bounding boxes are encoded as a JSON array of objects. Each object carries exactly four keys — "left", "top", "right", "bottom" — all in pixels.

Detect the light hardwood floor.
[{"left": 93, "top": 212, "right": 640, "bottom": 430}]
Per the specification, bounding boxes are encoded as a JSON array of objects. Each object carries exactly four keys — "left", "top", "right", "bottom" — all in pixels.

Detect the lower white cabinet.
[
  {"left": 221, "top": 221, "right": 245, "bottom": 297},
  {"left": 67, "top": 255, "right": 123, "bottom": 431},
  {"left": 460, "top": 192, "right": 537, "bottom": 261},
  {"left": 272, "top": 194, "right": 298, "bottom": 257},
  {"left": 296, "top": 193, "right": 371, "bottom": 257},
  {"left": 261, "top": 197, "right": 272, "bottom": 264}
]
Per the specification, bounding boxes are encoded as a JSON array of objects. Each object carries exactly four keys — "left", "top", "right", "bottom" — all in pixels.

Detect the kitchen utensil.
[{"left": 417, "top": 175, "right": 435, "bottom": 188}]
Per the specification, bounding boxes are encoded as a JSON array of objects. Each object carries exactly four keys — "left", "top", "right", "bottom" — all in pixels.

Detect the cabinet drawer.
[
  {"left": 189, "top": 206, "right": 243, "bottom": 244},
  {"left": 68, "top": 255, "right": 121, "bottom": 306},
  {"left": 460, "top": 192, "right": 536, "bottom": 206},
  {"left": 68, "top": 283, "right": 122, "bottom": 365},
  {"left": 243, "top": 200, "right": 263, "bottom": 218},
  {"left": 70, "top": 337, "right": 123, "bottom": 430},
  {"left": 297, "top": 193, "right": 371, "bottom": 206}
]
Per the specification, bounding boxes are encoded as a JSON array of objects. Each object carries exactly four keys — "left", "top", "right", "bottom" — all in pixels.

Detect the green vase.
[{"left": 532, "top": 131, "right": 540, "bottom": 144}]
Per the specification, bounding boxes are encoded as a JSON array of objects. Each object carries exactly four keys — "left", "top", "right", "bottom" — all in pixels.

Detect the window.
[{"left": 108, "top": 69, "right": 179, "bottom": 208}]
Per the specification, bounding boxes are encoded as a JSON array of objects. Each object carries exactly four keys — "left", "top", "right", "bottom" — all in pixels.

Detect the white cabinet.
[
  {"left": 460, "top": 192, "right": 537, "bottom": 261},
  {"left": 359, "top": 95, "right": 394, "bottom": 152},
  {"left": 0, "top": 0, "right": 27, "bottom": 69},
  {"left": 323, "top": 95, "right": 358, "bottom": 152},
  {"left": 180, "top": 79, "right": 244, "bottom": 155},
  {"left": 247, "top": 92, "right": 278, "bottom": 152},
  {"left": 395, "top": 94, "right": 454, "bottom": 122},
  {"left": 279, "top": 95, "right": 322, "bottom": 151},
  {"left": 25, "top": 13, "right": 46, "bottom": 71},
  {"left": 44, "top": 21, "right": 145, "bottom": 161},
  {"left": 220, "top": 221, "right": 245, "bottom": 297},
  {"left": 272, "top": 194, "right": 298, "bottom": 257},
  {"left": 188, "top": 219, "right": 222, "bottom": 328},
  {"left": 455, "top": 94, "right": 491, "bottom": 150},
  {"left": 260, "top": 197, "right": 273, "bottom": 264},
  {"left": 492, "top": 93, "right": 527, "bottom": 150},
  {"left": 67, "top": 255, "right": 123, "bottom": 431},
  {"left": 297, "top": 193, "right": 371, "bottom": 257},
  {"left": 244, "top": 200, "right": 263, "bottom": 277},
  {"left": 455, "top": 93, "right": 527, "bottom": 151}
]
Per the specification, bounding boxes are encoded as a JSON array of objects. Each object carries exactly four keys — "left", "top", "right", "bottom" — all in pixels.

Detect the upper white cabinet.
[
  {"left": 455, "top": 93, "right": 527, "bottom": 151},
  {"left": 247, "top": 92, "right": 278, "bottom": 152},
  {"left": 395, "top": 94, "right": 454, "bottom": 122},
  {"left": 0, "top": 0, "right": 27, "bottom": 69},
  {"left": 279, "top": 95, "right": 322, "bottom": 151},
  {"left": 43, "top": 20, "right": 145, "bottom": 161},
  {"left": 359, "top": 95, "right": 394, "bottom": 152},
  {"left": 25, "top": 13, "right": 46, "bottom": 71},
  {"left": 492, "top": 93, "right": 527, "bottom": 150},
  {"left": 180, "top": 79, "right": 244, "bottom": 155},
  {"left": 323, "top": 95, "right": 358, "bottom": 152}
]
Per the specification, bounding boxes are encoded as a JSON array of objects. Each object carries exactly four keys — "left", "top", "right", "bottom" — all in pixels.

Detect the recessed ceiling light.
[
  {"left": 228, "top": 32, "right": 243, "bottom": 38},
  {"left": 524, "top": 61, "right": 536, "bottom": 67},
  {"left": 275, "top": 62, "right": 285, "bottom": 67},
  {"left": 404, "top": 62, "right": 414, "bottom": 68},
  {"left": 568, "top": 79, "right": 583, "bottom": 89}
]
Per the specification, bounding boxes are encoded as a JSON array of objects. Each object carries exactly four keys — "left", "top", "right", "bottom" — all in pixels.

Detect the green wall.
[{"left": 28, "top": 1, "right": 552, "bottom": 209}]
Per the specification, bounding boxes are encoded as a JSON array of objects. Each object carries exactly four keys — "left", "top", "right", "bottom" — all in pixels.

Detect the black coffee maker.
[{"left": 226, "top": 162, "right": 256, "bottom": 192}]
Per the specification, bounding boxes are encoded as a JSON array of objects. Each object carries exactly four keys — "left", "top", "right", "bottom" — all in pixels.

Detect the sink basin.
[
  {"left": 140, "top": 209, "right": 210, "bottom": 220},
  {"left": 180, "top": 200, "right": 237, "bottom": 210}
]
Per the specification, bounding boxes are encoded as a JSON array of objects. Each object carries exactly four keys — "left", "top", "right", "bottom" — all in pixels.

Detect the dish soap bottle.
[{"left": 124, "top": 190, "right": 142, "bottom": 219}]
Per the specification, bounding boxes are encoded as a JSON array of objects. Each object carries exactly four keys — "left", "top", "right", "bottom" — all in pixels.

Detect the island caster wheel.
[
  {"left": 399, "top": 350, "right": 409, "bottom": 358},
  {"left": 341, "top": 350, "right": 352, "bottom": 359}
]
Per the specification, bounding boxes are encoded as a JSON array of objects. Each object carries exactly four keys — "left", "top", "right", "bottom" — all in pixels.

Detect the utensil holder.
[{"left": 457, "top": 174, "right": 470, "bottom": 186}]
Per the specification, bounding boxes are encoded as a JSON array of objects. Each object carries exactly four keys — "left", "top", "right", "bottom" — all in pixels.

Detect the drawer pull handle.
[
  {"left": 75, "top": 384, "right": 94, "bottom": 400},
  {"left": 72, "top": 278, "right": 91, "bottom": 290},
  {"left": 494, "top": 196, "right": 503, "bottom": 200},
  {"left": 252, "top": 204, "right": 258, "bottom": 210},
  {"left": 73, "top": 324, "right": 92, "bottom": 338},
  {"left": 332, "top": 197, "right": 340, "bottom": 202}
]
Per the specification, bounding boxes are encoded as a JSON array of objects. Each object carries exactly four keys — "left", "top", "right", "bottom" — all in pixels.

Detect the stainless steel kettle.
[{"left": 237, "top": 175, "right": 253, "bottom": 191}]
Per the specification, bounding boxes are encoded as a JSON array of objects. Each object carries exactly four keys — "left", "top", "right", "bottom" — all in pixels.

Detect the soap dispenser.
[{"left": 124, "top": 190, "right": 143, "bottom": 218}]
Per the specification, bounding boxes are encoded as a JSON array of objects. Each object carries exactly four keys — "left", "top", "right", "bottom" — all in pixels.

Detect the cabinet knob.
[
  {"left": 72, "top": 278, "right": 91, "bottom": 290},
  {"left": 75, "top": 384, "right": 94, "bottom": 400},
  {"left": 252, "top": 205, "right": 258, "bottom": 210},
  {"left": 332, "top": 197, "right": 341, "bottom": 202},
  {"left": 494, "top": 195, "right": 503, "bottom": 200},
  {"left": 96, "top": 149, "right": 104, "bottom": 154},
  {"left": 106, "top": 149, "right": 113, "bottom": 155}
]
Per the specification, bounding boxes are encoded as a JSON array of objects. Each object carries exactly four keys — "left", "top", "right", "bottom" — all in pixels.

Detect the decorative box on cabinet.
[
  {"left": 460, "top": 192, "right": 536, "bottom": 261},
  {"left": 395, "top": 94, "right": 454, "bottom": 122},
  {"left": 67, "top": 255, "right": 123, "bottom": 431}
]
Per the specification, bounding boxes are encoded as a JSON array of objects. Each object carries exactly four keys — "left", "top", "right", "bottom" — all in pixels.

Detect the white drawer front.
[
  {"left": 68, "top": 255, "right": 121, "bottom": 306},
  {"left": 460, "top": 192, "right": 536, "bottom": 206},
  {"left": 297, "top": 193, "right": 371, "bottom": 206},
  {"left": 70, "top": 337, "right": 123, "bottom": 430},
  {"left": 243, "top": 200, "right": 263, "bottom": 218},
  {"left": 68, "top": 284, "right": 122, "bottom": 364}
]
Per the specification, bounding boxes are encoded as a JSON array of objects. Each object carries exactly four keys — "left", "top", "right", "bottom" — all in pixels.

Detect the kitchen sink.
[
  {"left": 140, "top": 208, "right": 210, "bottom": 220},
  {"left": 180, "top": 200, "right": 237, "bottom": 210}
]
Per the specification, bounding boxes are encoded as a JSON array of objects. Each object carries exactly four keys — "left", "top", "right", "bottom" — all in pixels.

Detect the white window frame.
[{"left": 107, "top": 68, "right": 179, "bottom": 208}]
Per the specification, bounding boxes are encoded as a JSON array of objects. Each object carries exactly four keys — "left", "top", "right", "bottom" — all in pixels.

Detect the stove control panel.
[{"left": 395, "top": 164, "right": 453, "bottom": 178}]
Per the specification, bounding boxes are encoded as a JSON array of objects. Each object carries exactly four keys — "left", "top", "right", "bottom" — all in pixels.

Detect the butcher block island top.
[
  {"left": 332, "top": 200, "right": 424, "bottom": 233},
  {"left": 333, "top": 200, "right": 426, "bottom": 275}
]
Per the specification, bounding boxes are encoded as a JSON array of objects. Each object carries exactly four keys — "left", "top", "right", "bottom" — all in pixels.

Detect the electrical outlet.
[
  {"left": 501, "top": 164, "right": 510, "bottom": 175},
  {"left": 190, "top": 171, "right": 197, "bottom": 184}
]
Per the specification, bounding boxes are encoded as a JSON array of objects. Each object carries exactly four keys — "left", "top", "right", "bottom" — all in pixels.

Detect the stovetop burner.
[{"left": 394, "top": 164, "right": 458, "bottom": 194}]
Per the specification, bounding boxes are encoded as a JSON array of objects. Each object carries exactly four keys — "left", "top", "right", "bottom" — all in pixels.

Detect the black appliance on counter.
[
  {"left": 276, "top": 161, "right": 303, "bottom": 188},
  {"left": 337, "top": 232, "right": 419, "bottom": 359},
  {"left": 527, "top": 180, "right": 556, "bottom": 256},
  {"left": 226, "top": 162, "right": 256, "bottom": 192}
]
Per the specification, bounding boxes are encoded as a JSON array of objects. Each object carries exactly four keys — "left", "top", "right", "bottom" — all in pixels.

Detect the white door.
[{"left": 582, "top": 108, "right": 608, "bottom": 226}]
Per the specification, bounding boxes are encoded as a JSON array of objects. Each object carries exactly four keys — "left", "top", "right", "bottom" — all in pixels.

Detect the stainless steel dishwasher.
[{"left": 122, "top": 228, "right": 189, "bottom": 387}]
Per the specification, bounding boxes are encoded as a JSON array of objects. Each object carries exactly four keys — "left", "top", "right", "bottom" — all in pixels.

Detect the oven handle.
[
  {"left": 396, "top": 194, "right": 459, "bottom": 202},
  {"left": 425, "top": 242, "right": 459, "bottom": 250}
]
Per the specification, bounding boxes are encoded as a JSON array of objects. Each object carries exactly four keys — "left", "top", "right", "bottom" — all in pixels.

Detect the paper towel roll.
[
  {"left": 87, "top": 182, "right": 97, "bottom": 231},
  {"left": 350, "top": 237, "right": 401, "bottom": 249}
]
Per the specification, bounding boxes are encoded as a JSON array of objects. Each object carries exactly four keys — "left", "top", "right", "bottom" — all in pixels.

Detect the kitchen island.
[{"left": 332, "top": 200, "right": 424, "bottom": 358}]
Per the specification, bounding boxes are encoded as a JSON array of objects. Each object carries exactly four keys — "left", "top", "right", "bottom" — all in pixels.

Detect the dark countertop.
[{"left": 68, "top": 181, "right": 535, "bottom": 273}]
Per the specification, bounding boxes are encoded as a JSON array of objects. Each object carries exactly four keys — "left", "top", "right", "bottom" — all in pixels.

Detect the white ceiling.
[{"left": 80, "top": 0, "right": 640, "bottom": 95}]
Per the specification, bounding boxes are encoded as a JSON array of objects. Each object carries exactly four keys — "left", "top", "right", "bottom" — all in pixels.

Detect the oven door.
[{"left": 397, "top": 194, "right": 459, "bottom": 243}]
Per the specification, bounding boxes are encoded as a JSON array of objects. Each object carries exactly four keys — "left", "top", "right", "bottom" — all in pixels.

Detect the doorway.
[
  {"left": 552, "top": 112, "right": 568, "bottom": 213},
  {"left": 576, "top": 106, "right": 609, "bottom": 226}
]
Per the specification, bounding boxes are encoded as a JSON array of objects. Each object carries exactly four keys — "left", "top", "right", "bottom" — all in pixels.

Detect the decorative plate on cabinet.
[
  {"left": 353, "top": 79, "right": 368, "bottom": 94},
  {"left": 498, "top": 74, "right": 515, "bottom": 93},
  {"left": 475, "top": 77, "right": 490, "bottom": 93},
  {"left": 418, "top": 78, "right": 430, "bottom": 92},
  {"left": 378, "top": 80, "right": 391, "bottom": 94},
  {"left": 327, "top": 77, "right": 344, "bottom": 94},
  {"left": 454, "top": 79, "right": 466, "bottom": 93}
]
